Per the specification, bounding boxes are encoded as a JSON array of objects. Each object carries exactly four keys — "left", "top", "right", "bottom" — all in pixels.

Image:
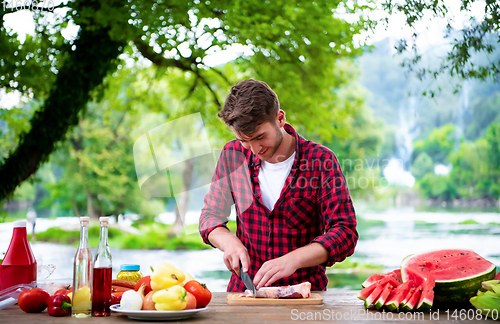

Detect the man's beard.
[{"left": 264, "top": 123, "right": 283, "bottom": 161}]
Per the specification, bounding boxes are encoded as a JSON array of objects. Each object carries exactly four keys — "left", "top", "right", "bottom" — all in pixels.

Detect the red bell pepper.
[{"left": 46, "top": 294, "right": 72, "bottom": 317}]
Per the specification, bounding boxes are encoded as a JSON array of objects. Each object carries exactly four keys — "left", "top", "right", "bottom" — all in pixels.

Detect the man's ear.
[{"left": 276, "top": 109, "right": 286, "bottom": 128}]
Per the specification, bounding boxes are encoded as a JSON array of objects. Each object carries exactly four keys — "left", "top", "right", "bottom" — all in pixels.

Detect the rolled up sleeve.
[{"left": 311, "top": 153, "right": 358, "bottom": 267}]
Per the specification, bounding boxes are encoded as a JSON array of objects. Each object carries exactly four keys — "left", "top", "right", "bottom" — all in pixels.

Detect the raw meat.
[{"left": 240, "top": 282, "right": 311, "bottom": 298}]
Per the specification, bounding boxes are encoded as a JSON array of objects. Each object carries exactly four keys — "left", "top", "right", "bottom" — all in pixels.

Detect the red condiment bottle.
[{"left": 0, "top": 220, "right": 37, "bottom": 291}]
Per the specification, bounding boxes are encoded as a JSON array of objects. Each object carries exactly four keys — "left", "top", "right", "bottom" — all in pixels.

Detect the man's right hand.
[{"left": 207, "top": 227, "right": 251, "bottom": 277}]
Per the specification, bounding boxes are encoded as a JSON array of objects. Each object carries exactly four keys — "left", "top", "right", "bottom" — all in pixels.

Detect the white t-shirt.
[{"left": 257, "top": 152, "right": 296, "bottom": 211}]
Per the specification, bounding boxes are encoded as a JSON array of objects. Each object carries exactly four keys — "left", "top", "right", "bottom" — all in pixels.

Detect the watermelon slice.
[
  {"left": 495, "top": 272, "right": 500, "bottom": 280},
  {"left": 401, "top": 287, "right": 421, "bottom": 312},
  {"left": 387, "top": 269, "right": 403, "bottom": 284},
  {"left": 364, "top": 282, "right": 385, "bottom": 308},
  {"left": 357, "top": 282, "right": 378, "bottom": 300},
  {"left": 399, "top": 286, "right": 415, "bottom": 309},
  {"left": 374, "top": 284, "right": 394, "bottom": 310},
  {"left": 401, "top": 249, "right": 496, "bottom": 304},
  {"left": 416, "top": 276, "right": 435, "bottom": 311},
  {"left": 361, "top": 274, "right": 384, "bottom": 288},
  {"left": 384, "top": 280, "right": 415, "bottom": 312}
]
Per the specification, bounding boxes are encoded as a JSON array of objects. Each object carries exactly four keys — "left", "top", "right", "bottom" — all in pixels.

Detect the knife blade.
[{"left": 239, "top": 261, "right": 256, "bottom": 296}]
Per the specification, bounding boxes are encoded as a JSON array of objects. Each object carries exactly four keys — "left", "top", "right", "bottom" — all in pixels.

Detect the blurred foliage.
[
  {"left": 412, "top": 124, "right": 455, "bottom": 165},
  {"left": 415, "top": 122, "right": 500, "bottom": 201},
  {"left": 382, "top": 0, "right": 500, "bottom": 82},
  {"left": 358, "top": 39, "right": 500, "bottom": 156},
  {"left": 410, "top": 152, "right": 433, "bottom": 179}
]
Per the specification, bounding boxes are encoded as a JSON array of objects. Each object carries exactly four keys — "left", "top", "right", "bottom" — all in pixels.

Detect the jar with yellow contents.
[{"left": 117, "top": 264, "right": 143, "bottom": 283}]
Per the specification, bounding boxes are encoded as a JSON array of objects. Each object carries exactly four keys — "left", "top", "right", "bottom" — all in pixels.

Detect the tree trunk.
[
  {"left": 169, "top": 158, "right": 195, "bottom": 237},
  {"left": 0, "top": 2, "right": 124, "bottom": 201},
  {"left": 72, "top": 199, "right": 81, "bottom": 218},
  {"left": 86, "top": 192, "right": 100, "bottom": 219}
]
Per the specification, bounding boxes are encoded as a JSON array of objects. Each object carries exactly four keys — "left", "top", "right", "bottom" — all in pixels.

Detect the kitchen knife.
[{"left": 239, "top": 261, "right": 256, "bottom": 296}]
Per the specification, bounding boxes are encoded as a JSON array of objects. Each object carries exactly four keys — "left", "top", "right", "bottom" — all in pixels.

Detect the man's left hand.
[{"left": 253, "top": 254, "right": 298, "bottom": 289}]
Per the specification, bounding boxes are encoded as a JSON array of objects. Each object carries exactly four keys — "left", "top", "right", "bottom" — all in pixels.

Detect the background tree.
[
  {"left": 382, "top": 0, "right": 500, "bottom": 81},
  {"left": 0, "top": 0, "right": 373, "bottom": 202}
]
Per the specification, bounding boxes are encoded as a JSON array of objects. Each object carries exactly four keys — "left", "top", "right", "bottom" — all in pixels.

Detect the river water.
[{"left": 1, "top": 207, "right": 499, "bottom": 292}]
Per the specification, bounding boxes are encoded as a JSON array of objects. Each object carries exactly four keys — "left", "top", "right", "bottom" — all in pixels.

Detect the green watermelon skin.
[
  {"left": 401, "top": 249, "right": 496, "bottom": 304},
  {"left": 433, "top": 269, "right": 495, "bottom": 305}
]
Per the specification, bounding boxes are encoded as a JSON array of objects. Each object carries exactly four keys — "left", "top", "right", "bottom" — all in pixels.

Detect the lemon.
[{"left": 72, "top": 286, "right": 91, "bottom": 311}]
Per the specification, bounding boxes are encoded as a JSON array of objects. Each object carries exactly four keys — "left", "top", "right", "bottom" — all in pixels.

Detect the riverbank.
[{"left": 32, "top": 222, "right": 210, "bottom": 250}]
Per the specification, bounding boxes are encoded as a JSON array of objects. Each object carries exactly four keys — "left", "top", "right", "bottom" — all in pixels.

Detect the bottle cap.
[
  {"left": 120, "top": 264, "right": 140, "bottom": 271},
  {"left": 13, "top": 220, "right": 27, "bottom": 228},
  {"left": 99, "top": 216, "right": 109, "bottom": 226},
  {"left": 80, "top": 216, "right": 90, "bottom": 226}
]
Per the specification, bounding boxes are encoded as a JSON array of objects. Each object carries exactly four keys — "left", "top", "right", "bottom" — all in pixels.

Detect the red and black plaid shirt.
[{"left": 199, "top": 123, "right": 358, "bottom": 292}]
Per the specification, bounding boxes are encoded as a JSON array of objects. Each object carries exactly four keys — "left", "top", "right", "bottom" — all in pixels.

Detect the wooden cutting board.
[{"left": 227, "top": 293, "right": 323, "bottom": 305}]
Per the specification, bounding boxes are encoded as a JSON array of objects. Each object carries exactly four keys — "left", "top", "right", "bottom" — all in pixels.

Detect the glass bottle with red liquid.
[
  {"left": 0, "top": 220, "right": 37, "bottom": 291},
  {"left": 92, "top": 217, "right": 112, "bottom": 317}
]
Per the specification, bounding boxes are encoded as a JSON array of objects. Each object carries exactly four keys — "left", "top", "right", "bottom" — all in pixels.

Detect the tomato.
[
  {"left": 54, "top": 288, "right": 72, "bottom": 296},
  {"left": 111, "top": 292, "right": 123, "bottom": 305},
  {"left": 135, "top": 276, "right": 152, "bottom": 295},
  {"left": 184, "top": 291, "right": 196, "bottom": 310},
  {"left": 18, "top": 288, "right": 50, "bottom": 313},
  {"left": 183, "top": 280, "right": 211, "bottom": 308}
]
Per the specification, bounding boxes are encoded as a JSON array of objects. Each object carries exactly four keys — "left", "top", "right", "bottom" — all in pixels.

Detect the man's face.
[{"left": 233, "top": 121, "right": 283, "bottom": 162}]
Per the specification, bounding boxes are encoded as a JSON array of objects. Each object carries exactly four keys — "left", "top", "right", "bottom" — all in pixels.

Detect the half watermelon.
[{"left": 401, "top": 249, "right": 496, "bottom": 304}]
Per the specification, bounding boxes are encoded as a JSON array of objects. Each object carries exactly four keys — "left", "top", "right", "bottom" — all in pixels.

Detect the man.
[{"left": 199, "top": 79, "right": 357, "bottom": 292}]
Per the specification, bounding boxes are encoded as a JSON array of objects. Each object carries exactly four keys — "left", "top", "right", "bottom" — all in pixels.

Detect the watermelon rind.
[
  {"left": 357, "top": 283, "right": 377, "bottom": 301},
  {"left": 401, "top": 249, "right": 497, "bottom": 304},
  {"left": 364, "top": 283, "right": 384, "bottom": 308},
  {"left": 416, "top": 279, "right": 435, "bottom": 311}
]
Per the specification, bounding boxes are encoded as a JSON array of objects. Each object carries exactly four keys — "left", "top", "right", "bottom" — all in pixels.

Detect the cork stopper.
[
  {"left": 99, "top": 216, "right": 109, "bottom": 227},
  {"left": 80, "top": 216, "right": 90, "bottom": 227}
]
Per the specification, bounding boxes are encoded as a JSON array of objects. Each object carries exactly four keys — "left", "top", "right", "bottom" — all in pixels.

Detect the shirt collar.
[{"left": 251, "top": 123, "right": 303, "bottom": 170}]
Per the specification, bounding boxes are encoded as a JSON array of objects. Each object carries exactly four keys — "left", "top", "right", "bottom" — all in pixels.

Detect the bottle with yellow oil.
[{"left": 71, "top": 217, "right": 93, "bottom": 318}]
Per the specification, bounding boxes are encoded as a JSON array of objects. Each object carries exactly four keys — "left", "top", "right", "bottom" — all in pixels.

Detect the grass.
[
  {"left": 458, "top": 219, "right": 480, "bottom": 225},
  {"left": 34, "top": 223, "right": 210, "bottom": 250},
  {"left": 328, "top": 258, "right": 384, "bottom": 273}
]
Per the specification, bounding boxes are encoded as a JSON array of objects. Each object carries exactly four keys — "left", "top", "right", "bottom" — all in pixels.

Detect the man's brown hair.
[{"left": 218, "top": 79, "right": 280, "bottom": 136}]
